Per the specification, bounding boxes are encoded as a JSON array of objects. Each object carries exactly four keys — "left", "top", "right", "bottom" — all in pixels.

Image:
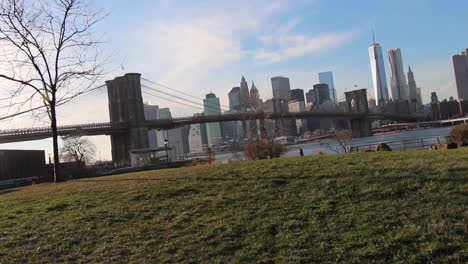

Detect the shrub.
[
  {"left": 244, "top": 140, "right": 287, "bottom": 160},
  {"left": 449, "top": 124, "right": 468, "bottom": 143}
]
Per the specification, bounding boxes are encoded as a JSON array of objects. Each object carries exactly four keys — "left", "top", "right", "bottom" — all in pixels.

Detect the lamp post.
[{"left": 164, "top": 139, "right": 169, "bottom": 168}]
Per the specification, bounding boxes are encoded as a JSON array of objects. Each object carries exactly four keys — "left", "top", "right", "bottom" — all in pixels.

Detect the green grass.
[{"left": 1, "top": 149, "right": 467, "bottom": 264}]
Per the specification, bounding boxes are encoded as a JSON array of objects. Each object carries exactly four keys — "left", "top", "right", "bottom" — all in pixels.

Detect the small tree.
[
  {"left": 324, "top": 129, "right": 354, "bottom": 154},
  {"left": 449, "top": 124, "right": 468, "bottom": 143},
  {"left": 0, "top": 0, "right": 105, "bottom": 182},
  {"left": 244, "top": 139, "right": 287, "bottom": 160},
  {"left": 205, "top": 147, "right": 215, "bottom": 164},
  {"left": 60, "top": 137, "right": 96, "bottom": 165}
]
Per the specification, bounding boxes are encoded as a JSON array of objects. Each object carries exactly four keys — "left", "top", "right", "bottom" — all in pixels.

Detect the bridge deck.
[{"left": 0, "top": 112, "right": 425, "bottom": 143}]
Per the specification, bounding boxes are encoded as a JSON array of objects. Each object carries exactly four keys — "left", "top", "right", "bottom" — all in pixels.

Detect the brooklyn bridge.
[{"left": 0, "top": 73, "right": 425, "bottom": 165}]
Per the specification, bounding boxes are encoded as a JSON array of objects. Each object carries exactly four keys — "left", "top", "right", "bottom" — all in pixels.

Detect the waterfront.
[{"left": 215, "top": 126, "right": 454, "bottom": 162}]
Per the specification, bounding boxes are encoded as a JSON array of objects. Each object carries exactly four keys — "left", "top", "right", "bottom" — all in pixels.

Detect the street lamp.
[{"left": 164, "top": 139, "right": 169, "bottom": 168}]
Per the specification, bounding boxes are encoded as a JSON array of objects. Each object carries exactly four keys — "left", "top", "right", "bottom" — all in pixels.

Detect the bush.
[
  {"left": 449, "top": 124, "right": 468, "bottom": 143},
  {"left": 244, "top": 140, "right": 287, "bottom": 160}
]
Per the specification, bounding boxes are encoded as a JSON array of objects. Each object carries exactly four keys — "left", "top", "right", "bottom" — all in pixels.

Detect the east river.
[{"left": 214, "top": 126, "right": 454, "bottom": 163}]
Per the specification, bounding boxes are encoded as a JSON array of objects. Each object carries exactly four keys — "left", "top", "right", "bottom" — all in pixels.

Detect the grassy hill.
[{"left": 1, "top": 149, "right": 467, "bottom": 263}]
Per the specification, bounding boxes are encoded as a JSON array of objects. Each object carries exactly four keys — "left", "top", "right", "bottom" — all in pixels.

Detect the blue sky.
[
  {"left": 2, "top": 0, "right": 468, "bottom": 160},
  {"left": 90, "top": 0, "right": 468, "bottom": 108}
]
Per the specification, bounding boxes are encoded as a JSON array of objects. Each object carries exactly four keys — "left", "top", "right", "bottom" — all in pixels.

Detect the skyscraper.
[
  {"left": 407, "top": 66, "right": 418, "bottom": 103},
  {"left": 313, "top": 83, "right": 331, "bottom": 105},
  {"left": 228, "top": 87, "right": 241, "bottom": 111},
  {"left": 452, "top": 49, "right": 468, "bottom": 100},
  {"left": 203, "top": 93, "right": 222, "bottom": 146},
  {"left": 290, "top": 89, "right": 305, "bottom": 102},
  {"left": 369, "top": 42, "right": 389, "bottom": 105},
  {"left": 250, "top": 81, "right": 261, "bottom": 108},
  {"left": 388, "top": 48, "right": 408, "bottom": 101},
  {"left": 318, "top": 72, "right": 337, "bottom": 103},
  {"left": 271, "top": 76, "right": 291, "bottom": 101},
  {"left": 306, "top": 89, "right": 318, "bottom": 105},
  {"left": 143, "top": 104, "right": 159, "bottom": 148},
  {"left": 239, "top": 76, "right": 250, "bottom": 106},
  {"left": 431, "top": 92, "right": 439, "bottom": 104},
  {"left": 416, "top": 88, "right": 423, "bottom": 106}
]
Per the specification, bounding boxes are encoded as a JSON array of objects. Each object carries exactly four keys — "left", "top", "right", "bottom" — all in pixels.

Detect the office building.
[
  {"left": 388, "top": 48, "right": 408, "bottom": 101},
  {"left": 431, "top": 92, "right": 439, "bottom": 104},
  {"left": 143, "top": 104, "right": 159, "bottom": 148},
  {"left": 290, "top": 89, "right": 305, "bottom": 103},
  {"left": 416, "top": 88, "right": 423, "bottom": 106},
  {"left": 319, "top": 72, "right": 337, "bottom": 103},
  {"left": 263, "top": 98, "right": 292, "bottom": 137},
  {"left": 306, "top": 89, "right": 318, "bottom": 105},
  {"left": 288, "top": 100, "right": 307, "bottom": 135},
  {"left": 313, "top": 83, "right": 331, "bottom": 105},
  {"left": 271, "top": 76, "right": 291, "bottom": 101},
  {"left": 369, "top": 42, "right": 389, "bottom": 105},
  {"left": 452, "top": 49, "right": 468, "bottom": 100},
  {"left": 240, "top": 76, "right": 250, "bottom": 106},
  {"left": 250, "top": 81, "right": 261, "bottom": 108},
  {"left": 188, "top": 123, "right": 203, "bottom": 153},
  {"left": 228, "top": 87, "right": 241, "bottom": 111},
  {"left": 407, "top": 66, "right": 418, "bottom": 103},
  {"left": 203, "top": 93, "right": 222, "bottom": 146}
]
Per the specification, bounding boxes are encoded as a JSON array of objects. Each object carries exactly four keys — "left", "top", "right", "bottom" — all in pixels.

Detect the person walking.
[{"left": 299, "top": 148, "right": 304, "bottom": 157}]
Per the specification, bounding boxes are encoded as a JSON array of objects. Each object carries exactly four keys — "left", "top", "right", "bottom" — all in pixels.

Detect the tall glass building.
[
  {"left": 271, "top": 76, "right": 291, "bottom": 101},
  {"left": 318, "top": 72, "right": 337, "bottom": 103},
  {"left": 388, "top": 48, "right": 408, "bottom": 101},
  {"left": 203, "top": 93, "right": 222, "bottom": 147},
  {"left": 228, "top": 87, "right": 241, "bottom": 111},
  {"left": 369, "top": 43, "right": 389, "bottom": 105}
]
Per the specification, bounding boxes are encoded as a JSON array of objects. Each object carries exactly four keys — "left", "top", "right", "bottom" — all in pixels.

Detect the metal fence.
[{"left": 350, "top": 136, "right": 450, "bottom": 153}]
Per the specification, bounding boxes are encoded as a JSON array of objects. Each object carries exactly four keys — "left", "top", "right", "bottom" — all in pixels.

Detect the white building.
[
  {"left": 188, "top": 124, "right": 204, "bottom": 154},
  {"left": 369, "top": 43, "right": 390, "bottom": 105}
]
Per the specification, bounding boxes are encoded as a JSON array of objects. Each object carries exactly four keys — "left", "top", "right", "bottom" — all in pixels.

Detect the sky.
[{"left": 1, "top": 0, "right": 468, "bottom": 160}]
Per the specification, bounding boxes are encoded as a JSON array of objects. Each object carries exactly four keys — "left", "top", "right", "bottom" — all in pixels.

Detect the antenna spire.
[{"left": 372, "top": 27, "right": 376, "bottom": 45}]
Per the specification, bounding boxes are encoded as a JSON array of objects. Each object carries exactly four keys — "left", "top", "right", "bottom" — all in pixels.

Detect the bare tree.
[
  {"left": 60, "top": 137, "right": 95, "bottom": 164},
  {"left": 323, "top": 129, "right": 354, "bottom": 154},
  {"left": 0, "top": 0, "right": 105, "bottom": 182},
  {"left": 243, "top": 99, "right": 289, "bottom": 160}
]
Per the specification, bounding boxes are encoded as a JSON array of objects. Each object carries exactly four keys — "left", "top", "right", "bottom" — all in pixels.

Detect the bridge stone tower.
[
  {"left": 106, "top": 73, "right": 149, "bottom": 166},
  {"left": 345, "top": 89, "right": 372, "bottom": 138}
]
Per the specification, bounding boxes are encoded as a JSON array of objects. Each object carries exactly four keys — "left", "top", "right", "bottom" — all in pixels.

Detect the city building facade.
[
  {"left": 203, "top": 93, "right": 222, "bottom": 146},
  {"left": 318, "top": 71, "right": 337, "bottom": 103},
  {"left": 313, "top": 83, "right": 331, "bottom": 105},
  {"left": 452, "top": 49, "right": 468, "bottom": 100},
  {"left": 228, "top": 87, "right": 241, "bottom": 111},
  {"left": 369, "top": 43, "right": 389, "bottom": 105},
  {"left": 271, "top": 76, "right": 291, "bottom": 101},
  {"left": 388, "top": 48, "right": 408, "bottom": 101}
]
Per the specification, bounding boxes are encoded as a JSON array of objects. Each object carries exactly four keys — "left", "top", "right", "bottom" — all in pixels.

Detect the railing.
[
  {"left": 350, "top": 136, "right": 450, "bottom": 153},
  {"left": 0, "top": 122, "right": 120, "bottom": 136}
]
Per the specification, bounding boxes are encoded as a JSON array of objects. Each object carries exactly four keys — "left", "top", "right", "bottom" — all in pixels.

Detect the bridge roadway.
[{"left": 0, "top": 111, "right": 425, "bottom": 143}]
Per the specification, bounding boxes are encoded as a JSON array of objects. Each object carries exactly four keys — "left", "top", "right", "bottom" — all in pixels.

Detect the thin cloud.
[{"left": 255, "top": 19, "right": 357, "bottom": 64}]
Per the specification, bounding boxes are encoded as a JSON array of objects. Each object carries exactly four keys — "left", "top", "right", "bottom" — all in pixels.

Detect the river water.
[{"left": 215, "top": 127, "right": 453, "bottom": 162}]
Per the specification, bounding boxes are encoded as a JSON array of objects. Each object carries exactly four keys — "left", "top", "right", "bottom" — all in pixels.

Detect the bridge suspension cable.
[
  {"left": 141, "top": 78, "right": 231, "bottom": 109},
  {"left": 0, "top": 84, "right": 107, "bottom": 122},
  {"left": 142, "top": 91, "right": 206, "bottom": 111},
  {"left": 141, "top": 84, "right": 229, "bottom": 112}
]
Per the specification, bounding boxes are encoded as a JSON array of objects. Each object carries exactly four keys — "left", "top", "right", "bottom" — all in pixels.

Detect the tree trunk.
[{"left": 50, "top": 103, "right": 61, "bottom": 182}]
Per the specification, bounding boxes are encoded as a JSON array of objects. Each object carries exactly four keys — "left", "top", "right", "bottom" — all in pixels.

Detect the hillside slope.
[{"left": 1, "top": 149, "right": 467, "bottom": 263}]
